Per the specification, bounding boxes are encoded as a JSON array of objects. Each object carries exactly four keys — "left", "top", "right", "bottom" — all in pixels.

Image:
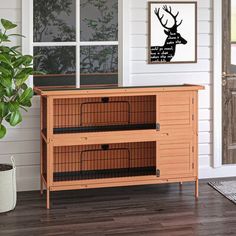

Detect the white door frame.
[
  {"left": 202, "top": 0, "right": 236, "bottom": 179},
  {"left": 213, "top": 0, "right": 222, "bottom": 168}
]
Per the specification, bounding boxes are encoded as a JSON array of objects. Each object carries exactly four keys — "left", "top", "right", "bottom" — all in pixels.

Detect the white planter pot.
[{"left": 0, "top": 157, "right": 17, "bottom": 213}]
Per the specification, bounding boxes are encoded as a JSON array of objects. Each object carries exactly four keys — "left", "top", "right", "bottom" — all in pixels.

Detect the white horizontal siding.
[
  {"left": 0, "top": 9, "right": 21, "bottom": 23},
  {"left": 1, "top": 0, "right": 21, "bottom": 9},
  {"left": 130, "top": 8, "right": 212, "bottom": 22},
  {"left": 131, "top": 72, "right": 212, "bottom": 85},
  {"left": 130, "top": 0, "right": 211, "bottom": 9},
  {"left": 0, "top": 0, "right": 22, "bottom": 47}
]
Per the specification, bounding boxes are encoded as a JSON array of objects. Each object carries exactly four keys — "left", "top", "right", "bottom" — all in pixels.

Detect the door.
[
  {"left": 156, "top": 91, "right": 195, "bottom": 177},
  {"left": 222, "top": 0, "right": 236, "bottom": 164},
  {"left": 158, "top": 140, "right": 195, "bottom": 178}
]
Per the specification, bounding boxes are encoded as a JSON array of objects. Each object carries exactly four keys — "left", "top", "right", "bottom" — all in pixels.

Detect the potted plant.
[{"left": 0, "top": 19, "right": 35, "bottom": 212}]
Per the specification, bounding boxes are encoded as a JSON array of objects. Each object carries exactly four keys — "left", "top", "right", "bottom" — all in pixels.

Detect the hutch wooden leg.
[
  {"left": 195, "top": 179, "right": 199, "bottom": 199},
  {"left": 40, "top": 177, "right": 44, "bottom": 196},
  {"left": 47, "top": 189, "right": 50, "bottom": 209},
  {"left": 179, "top": 182, "right": 183, "bottom": 189}
]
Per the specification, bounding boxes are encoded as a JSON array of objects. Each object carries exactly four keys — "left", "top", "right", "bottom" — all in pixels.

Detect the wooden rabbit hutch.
[{"left": 35, "top": 85, "right": 204, "bottom": 209}]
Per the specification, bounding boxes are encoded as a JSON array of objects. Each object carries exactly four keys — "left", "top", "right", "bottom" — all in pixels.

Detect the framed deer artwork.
[{"left": 148, "top": 2, "right": 197, "bottom": 64}]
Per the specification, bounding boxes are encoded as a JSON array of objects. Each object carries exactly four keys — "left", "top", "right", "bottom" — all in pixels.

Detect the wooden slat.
[
  {"left": 160, "top": 105, "right": 190, "bottom": 113},
  {"left": 160, "top": 148, "right": 190, "bottom": 157},
  {"left": 53, "top": 130, "right": 159, "bottom": 146},
  {"left": 160, "top": 163, "right": 192, "bottom": 175},
  {"left": 160, "top": 143, "right": 190, "bottom": 150},
  {"left": 159, "top": 155, "right": 190, "bottom": 165},
  {"left": 51, "top": 175, "right": 196, "bottom": 189},
  {"left": 35, "top": 85, "right": 204, "bottom": 96},
  {"left": 50, "top": 177, "right": 196, "bottom": 191},
  {"left": 160, "top": 112, "right": 190, "bottom": 121},
  {"left": 160, "top": 97, "right": 190, "bottom": 106},
  {"left": 160, "top": 120, "right": 190, "bottom": 126}
]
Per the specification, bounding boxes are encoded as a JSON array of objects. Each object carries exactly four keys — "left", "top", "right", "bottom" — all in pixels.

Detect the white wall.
[
  {"left": 0, "top": 0, "right": 217, "bottom": 191},
  {"left": 0, "top": 0, "right": 40, "bottom": 191}
]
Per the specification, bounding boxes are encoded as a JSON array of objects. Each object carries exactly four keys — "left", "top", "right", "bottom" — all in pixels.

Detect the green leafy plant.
[{"left": 0, "top": 19, "right": 35, "bottom": 139}]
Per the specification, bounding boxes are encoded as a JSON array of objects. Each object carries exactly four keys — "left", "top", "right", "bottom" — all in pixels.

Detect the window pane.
[
  {"left": 34, "top": 46, "right": 76, "bottom": 87},
  {"left": 231, "top": 0, "right": 236, "bottom": 42},
  {"left": 33, "top": 0, "right": 76, "bottom": 42},
  {"left": 80, "top": 45, "right": 118, "bottom": 86},
  {"left": 80, "top": 0, "right": 118, "bottom": 41}
]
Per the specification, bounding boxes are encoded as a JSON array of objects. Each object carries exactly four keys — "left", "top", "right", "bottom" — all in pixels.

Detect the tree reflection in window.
[
  {"left": 33, "top": 46, "right": 76, "bottom": 87},
  {"left": 80, "top": 45, "right": 118, "bottom": 86},
  {"left": 80, "top": 0, "right": 118, "bottom": 41},
  {"left": 80, "top": 0, "right": 118, "bottom": 86},
  {"left": 33, "top": 0, "right": 76, "bottom": 42},
  {"left": 34, "top": 46, "right": 76, "bottom": 74},
  {"left": 81, "top": 46, "right": 118, "bottom": 74}
]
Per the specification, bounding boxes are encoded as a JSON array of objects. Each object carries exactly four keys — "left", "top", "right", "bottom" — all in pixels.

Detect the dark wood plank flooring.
[{"left": 1, "top": 180, "right": 236, "bottom": 236}]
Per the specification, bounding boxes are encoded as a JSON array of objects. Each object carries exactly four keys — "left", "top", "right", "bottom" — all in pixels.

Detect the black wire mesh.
[
  {"left": 53, "top": 142, "right": 156, "bottom": 182},
  {"left": 53, "top": 96, "right": 156, "bottom": 134}
]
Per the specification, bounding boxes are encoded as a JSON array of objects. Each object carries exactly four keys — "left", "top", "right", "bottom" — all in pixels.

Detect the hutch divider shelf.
[{"left": 35, "top": 85, "right": 204, "bottom": 209}]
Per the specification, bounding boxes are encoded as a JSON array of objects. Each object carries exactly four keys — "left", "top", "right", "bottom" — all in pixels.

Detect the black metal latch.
[
  {"left": 156, "top": 123, "right": 160, "bottom": 131},
  {"left": 102, "top": 97, "right": 109, "bottom": 103},
  {"left": 101, "top": 144, "right": 109, "bottom": 150},
  {"left": 156, "top": 169, "right": 160, "bottom": 177}
]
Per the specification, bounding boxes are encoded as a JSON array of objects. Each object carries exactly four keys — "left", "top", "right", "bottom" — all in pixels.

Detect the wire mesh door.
[
  {"left": 53, "top": 142, "right": 156, "bottom": 182},
  {"left": 53, "top": 96, "right": 157, "bottom": 134}
]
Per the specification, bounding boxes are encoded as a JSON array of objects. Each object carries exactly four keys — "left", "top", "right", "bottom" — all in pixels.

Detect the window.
[
  {"left": 24, "top": 0, "right": 119, "bottom": 88},
  {"left": 231, "top": 0, "right": 236, "bottom": 66}
]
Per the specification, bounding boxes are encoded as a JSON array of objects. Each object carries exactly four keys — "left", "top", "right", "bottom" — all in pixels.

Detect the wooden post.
[
  {"left": 40, "top": 177, "right": 44, "bottom": 196},
  {"left": 195, "top": 179, "right": 199, "bottom": 199},
  {"left": 40, "top": 97, "right": 43, "bottom": 196},
  {"left": 47, "top": 97, "right": 54, "bottom": 209},
  {"left": 47, "top": 189, "right": 50, "bottom": 209}
]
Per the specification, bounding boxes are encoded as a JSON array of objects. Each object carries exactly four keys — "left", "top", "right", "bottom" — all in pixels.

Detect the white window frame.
[{"left": 21, "top": 0, "right": 129, "bottom": 88}]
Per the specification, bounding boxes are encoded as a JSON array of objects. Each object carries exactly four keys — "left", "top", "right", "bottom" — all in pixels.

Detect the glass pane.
[
  {"left": 33, "top": 0, "right": 76, "bottom": 42},
  {"left": 34, "top": 46, "right": 76, "bottom": 87},
  {"left": 231, "top": 0, "right": 236, "bottom": 42},
  {"left": 80, "top": 0, "right": 118, "bottom": 41},
  {"left": 80, "top": 45, "right": 118, "bottom": 86}
]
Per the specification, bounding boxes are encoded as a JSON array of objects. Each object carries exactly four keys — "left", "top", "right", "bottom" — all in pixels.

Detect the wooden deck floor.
[{"left": 0, "top": 180, "right": 236, "bottom": 236}]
